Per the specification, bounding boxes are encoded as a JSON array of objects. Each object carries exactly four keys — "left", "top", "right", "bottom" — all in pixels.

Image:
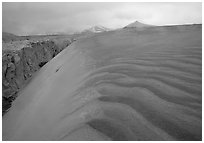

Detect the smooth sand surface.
[{"left": 2, "top": 25, "right": 202, "bottom": 141}]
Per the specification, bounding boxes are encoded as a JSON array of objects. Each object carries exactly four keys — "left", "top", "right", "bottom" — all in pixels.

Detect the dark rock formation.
[{"left": 2, "top": 39, "right": 72, "bottom": 115}]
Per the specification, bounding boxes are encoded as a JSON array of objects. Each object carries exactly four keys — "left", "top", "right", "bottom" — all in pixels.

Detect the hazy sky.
[{"left": 2, "top": 2, "right": 202, "bottom": 36}]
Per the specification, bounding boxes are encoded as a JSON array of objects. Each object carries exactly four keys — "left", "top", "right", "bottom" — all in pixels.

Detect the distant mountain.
[
  {"left": 2, "top": 32, "right": 20, "bottom": 42},
  {"left": 83, "top": 25, "right": 110, "bottom": 33},
  {"left": 124, "top": 21, "right": 154, "bottom": 28},
  {"left": 71, "top": 25, "right": 111, "bottom": 40},
  {"left": 2, "top": 32, "right": 31, "bottom": 42}
]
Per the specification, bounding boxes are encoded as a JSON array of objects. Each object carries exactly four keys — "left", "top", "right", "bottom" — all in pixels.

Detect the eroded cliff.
[{"left": 2, "top": 39, "right": 72, "bottom": 115}]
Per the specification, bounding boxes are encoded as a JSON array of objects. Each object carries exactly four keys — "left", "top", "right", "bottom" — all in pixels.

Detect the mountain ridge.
[{"left": 124, "top": 21, "right": 154, "bottom": 28}]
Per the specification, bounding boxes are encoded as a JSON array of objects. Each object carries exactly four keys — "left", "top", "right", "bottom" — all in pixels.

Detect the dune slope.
[{"left": 2, "top": 24, "right": 202, "bottom": 141}]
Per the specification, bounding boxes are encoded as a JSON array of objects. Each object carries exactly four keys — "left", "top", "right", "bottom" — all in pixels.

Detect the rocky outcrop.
[{"left": 2, "top": 39, "right": 72, "bottom": 115}]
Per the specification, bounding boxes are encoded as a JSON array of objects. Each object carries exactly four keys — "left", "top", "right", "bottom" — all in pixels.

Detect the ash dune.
[{"left": 2, "top": 24, "right": 202, "bottom": 141}]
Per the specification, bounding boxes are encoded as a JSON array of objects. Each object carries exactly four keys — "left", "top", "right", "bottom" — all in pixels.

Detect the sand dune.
[{"left": 2, "top": 24, "right": 202, "bottom": 141}]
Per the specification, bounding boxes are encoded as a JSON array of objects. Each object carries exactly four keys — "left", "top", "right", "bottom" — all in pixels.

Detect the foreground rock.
[
  {"left": 2, "top": 38, "right": 72, "bottom": 115},
  {"left": 2, "top": 24, "right": 202, "bottom": 141}
]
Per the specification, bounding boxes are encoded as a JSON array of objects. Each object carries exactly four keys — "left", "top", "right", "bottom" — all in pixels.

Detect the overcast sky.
[{"left": 2, "top": 2, "right": 202, "bottom": 36}]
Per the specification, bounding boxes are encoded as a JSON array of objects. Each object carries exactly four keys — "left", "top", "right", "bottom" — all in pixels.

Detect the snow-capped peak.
[{"left": 84, "top": 25, "right": 110, "bottom": 33}]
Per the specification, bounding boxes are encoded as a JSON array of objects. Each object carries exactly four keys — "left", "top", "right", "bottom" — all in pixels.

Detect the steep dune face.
[{"left": 2, "top": 24, "right": 202, "bottom": 141}]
